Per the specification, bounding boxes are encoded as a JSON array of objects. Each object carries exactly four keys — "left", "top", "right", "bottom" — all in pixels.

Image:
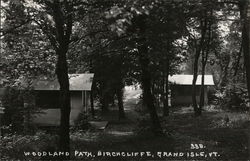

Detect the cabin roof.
[
  {"left": 168, "top": 75, "right": 214, "bottom": 85},
  {"left": 33, "top": 73, "right": 94, "bottom": 91}
]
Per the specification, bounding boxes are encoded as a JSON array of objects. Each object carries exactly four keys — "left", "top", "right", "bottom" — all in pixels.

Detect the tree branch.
[
  {"left": 233, "top": 40, "right": 243, "bottom": 76},
  {"left": 51, "top": 0, "right": 65, "bottom": 44},
  {"left": 65, "top": 0, "right": 73, "bottom": 42},
  {"left": 32, "top": 19, "right": 58, "bottom": 50},
  {"left": 0, "top": 19, "right": 32, "bottom": 37},
  {"left": 69, "top": 29, "right": 109, "bottom": 47}
]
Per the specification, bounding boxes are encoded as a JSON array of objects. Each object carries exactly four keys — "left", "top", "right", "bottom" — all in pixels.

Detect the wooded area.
[{"left": 0, "top": 0, "right": 250, "bottom": 160}]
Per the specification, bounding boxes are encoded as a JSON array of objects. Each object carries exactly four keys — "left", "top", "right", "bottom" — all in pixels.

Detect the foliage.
[
  {"left": 1, "top": 1, "right": 250, "bottom": 159},
  {"left": 0, "top": 1, "right": 56, "bottom": 86},
  {"left": 0, "top": 131, "right": 58, "bottom": 160},
  {"left": 105, "top": 0, "right": 188, "bottom": 75},
  {"left": 72, "top": 111, "right": 91, "bottom": 132},
  {"left": 1, "top": 86, "right": 42, "bottom": 134},
  {"left": 97, "top": 1, "right": 189, "bottom": 120},
  {"left": 70, "top": 131, "right": 100, "bottom": 142},
  {"left": 211, "top": 112, "right": 250, "bottom": 128},
  {"left": 0, "top": 2, "right": 55, "bottom": 135},
  {"left": 1, "top": 87, "right": 24, "bottom": 133},
  {"left": 214, "top": 83, "right": 249, "bottom": 111}
]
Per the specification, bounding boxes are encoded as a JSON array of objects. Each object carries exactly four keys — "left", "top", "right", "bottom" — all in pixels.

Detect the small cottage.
[
  {"left": 33, "top": 73, "right": 94, "bottom": 126},
  {"left": 168, "top": 75, "right": 214, "bottom": 106}
]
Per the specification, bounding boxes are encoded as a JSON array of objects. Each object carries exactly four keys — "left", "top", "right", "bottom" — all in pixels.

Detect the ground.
[
  {"left": 1, "top": 87, "right": 250, "bottom": 161},
  {"left": 70, "top": 87, "right": 250, "bottom": 161}
]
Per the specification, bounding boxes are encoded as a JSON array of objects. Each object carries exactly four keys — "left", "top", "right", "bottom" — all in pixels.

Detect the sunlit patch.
[{"left": 106, "top": 131, "right": 134, "bottom": 136}]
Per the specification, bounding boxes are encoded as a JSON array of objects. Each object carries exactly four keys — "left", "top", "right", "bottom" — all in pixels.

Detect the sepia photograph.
[{"left": 0, "top": 0, "right": 250, "bottom": 160}]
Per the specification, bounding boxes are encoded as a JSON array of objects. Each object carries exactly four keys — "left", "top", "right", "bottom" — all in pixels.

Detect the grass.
[
  {"left": 2, "top": 106, "right": 249, "bottom": 161},
  {"left": 163, "top": 107, "right": 250, "bottom": 161},
  {"left": 2, "top": 87, "right": 250, "bottom": 161},
  {"left": 65, "top": 105, "right": 250, "bottom": 161},
  {"left": 63, "top": 107, "right": 250, "bottom": 161}
]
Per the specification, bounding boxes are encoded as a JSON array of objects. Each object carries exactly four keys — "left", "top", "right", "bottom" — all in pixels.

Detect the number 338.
[{"left": 190, "top": 144, "right": 205, "bottom": 149}]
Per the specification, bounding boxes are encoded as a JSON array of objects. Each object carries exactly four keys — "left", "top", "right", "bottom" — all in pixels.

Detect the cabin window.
[{"left": 36, "top": 91, "right": 60, "bottom": 109}]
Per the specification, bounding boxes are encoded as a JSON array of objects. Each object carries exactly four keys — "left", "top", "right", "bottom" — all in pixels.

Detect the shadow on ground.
[{"left": 70, "top": 88, "right": 250, "bottom": 161}]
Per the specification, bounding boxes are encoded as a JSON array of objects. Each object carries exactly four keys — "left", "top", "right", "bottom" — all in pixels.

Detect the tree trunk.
[
  {"left": 50, "top": 1, "right": 73, "bottom": 157},
  {"left": 116, "top": 69, "right": 126, "bottom": 119},
  {"left": 163, "top": 59, "right": 170, "bottom": 116},
  {"left": 116, "top": 87, "right": 125, "bottom": 119},
  {"left": 90, "top": 89, "right": 95, "bottom": 118},
  {"left": 233, "top": 42, "right": 243, "bottom": 77},
  {"left": 134, "top": 14, "right": 162, "bottom": 134},
  {"left": 90, "top": 75, "right": 96, "bottom": 118},
  {"left": 56, "top": 47, "right": 71, "bottom": 155},
  {"left": 23, "top": 88, "right": 34, "bottom": 134},
  {"left": 199, "top": 12, "right": 211, "bottom": 112},
  {"left": 100, "top": 82, "right": 109, "bottom": 113},
  {"left": 192, "top": 16, "right": 207, "bottom": 116},
  {"left": 192, "top": 51, "right": 200, "bottom": 116},
  {"left": 199, "top": 58, "right": 205, "bottom": 111},
  {"left": 101, "top": 93, "right": 109, "bottom": 112},
  {"left": 142, "top": 89, "right": 147, "bottom": 111},
  {"left": 89, "top": 60, "right": 95, "bottom": 118},
  {"left": 240, "top": 0, "right": 250, "bottom": 103},
  {"left": 23, "top": 102, "right": 31, "bottom": 134},
  {"left": 220, "top": 61, "right": 230, "bottom": 87},
  {"left": 138, "top": 44, "right": 163, "bottom": 135}
]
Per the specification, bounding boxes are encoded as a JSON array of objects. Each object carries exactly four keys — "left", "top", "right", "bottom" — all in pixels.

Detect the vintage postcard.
[{"left": 0, "top": 0, "right": 249, "bottom": 160}]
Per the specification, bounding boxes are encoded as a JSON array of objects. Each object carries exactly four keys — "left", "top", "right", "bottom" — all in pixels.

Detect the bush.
[
  {"left": 2, "top": 87, "right": 41, "bottom": 134},
  {"left": 211, "top": 113, "right": 250, "bottom": 128},
  {"left": 72, "top": 111, "right": 91, "bottom": 132},
  {"left": 0, "top": 131, "right": 58, "bottom": 160},
  {"left": 213, "top": 83, "right": 249, "bottom": 111},
  {"left": 2, "top": 87, "right": 24, "bottom": 133}
]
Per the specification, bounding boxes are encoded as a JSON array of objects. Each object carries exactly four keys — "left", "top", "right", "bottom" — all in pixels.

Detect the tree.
[
  {"left": 136, "top": 15, "right": 163, "bottom": 134},
  {"left": 1, "top": 0, "right": 89, "bottom": 155},
  {"left": 31, "top": 1, "right": 74, "bottom": 154},
  {"left": 1, "top": 0, "right": 55, "bottom": 134},
  {"left": 239, "top": 0, "right": 250, "bottom": 103},
  {"left": 199, "top": 2, "right": 221, "bottom": 111},
  {"left": 189, "top": 6, "right": 208, "bottom": 116},
  {"left": 148, "top": 3, "right": 187, "bottom": 117},
  {"left": 105, "top": 0, "right": 188, "bottom": 133},
  {"left": 186, "top": 1, "right": 219, "bottom": 116},
  {"left": 105, "top": 2, "right": 164, "bottom": 134}
]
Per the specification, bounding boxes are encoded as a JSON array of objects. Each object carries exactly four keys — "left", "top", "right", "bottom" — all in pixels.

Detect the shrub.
[
  {"left": 72, "top": 111, "right": 91, "bottom": 132},
  {"left": 2, "top": 87, "right": 24, "bottom": 133},
  {"left": 213, "top": 83, "right": 249, "bottom": 111},
  {"left": 211, "top": 113, "right": 250, "bottom": 128},
  {"left": 2, "top": 87, "right": 41, "bottom": 134},
  {"left": 0, "top": 131, "right": 58, "bottom": 160}
]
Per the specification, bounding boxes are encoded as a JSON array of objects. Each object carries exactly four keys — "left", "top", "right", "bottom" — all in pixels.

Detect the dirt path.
[
  {"left": 77, "top": 89, "right": 250, "bottom": 160},
  {"left": 98, "top": 87, "right": 142, "bottom": 136}
]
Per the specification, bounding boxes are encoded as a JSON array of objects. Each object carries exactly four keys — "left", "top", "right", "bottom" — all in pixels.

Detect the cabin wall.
[
  {"left": 71, "top": 91, "right": 82, "bottom": 109},
  {"left": 33, "top": 90, "right": 91, "bottom": 126},
  {"left": 70, "top": 91, "right": 83, "bottom": 125},
  {"left": 171, "top": 85, "right": 208, "bottom": 106}
]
